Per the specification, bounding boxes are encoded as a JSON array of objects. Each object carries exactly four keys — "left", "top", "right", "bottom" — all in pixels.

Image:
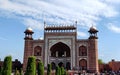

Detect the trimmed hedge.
[
  {"left": 2, "top": 56, "right": 12, "bottom": 75},
  {"left": 47, "top": 64, "right": 51, "bottom": 75},
  {"left": 24, "top": 56, "right": 36, "bottom": 75},
  {"left": 61, "top": 67, "right": 65, "bottom": 75},
  {"left": 55, "top": 66, "right": 60, "bottom": 75},
  {"left": 37, "top": 61, "right": 44, "bottom": 75}
]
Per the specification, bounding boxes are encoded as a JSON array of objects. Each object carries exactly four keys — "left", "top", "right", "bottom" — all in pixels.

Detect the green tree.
[
  {"left": 2, "top": 56, "right": 12, "bottom": 75},
  {"left": 37, "top": 61, "right": 44, "bottom": 75},
  {"left": 64, "top": 70, "right": 68, "bottom": 75},
  {"left": 98, "top": 59, "right": 104, "bottom": 64},
  {"left": 55, "top": 66, "right": 59, "bottom": 75},
  {"left": 61, "top": 67, "right": 65, "bottom": 75},
  {"left": 24, "top": 56, "right": 36, "bottom": 75},
  {"left": 58, "top": 67, "right": 61, "bottom": 75},
  {"left": 47, "top": 64, "right": 51, "bottom": 75}
]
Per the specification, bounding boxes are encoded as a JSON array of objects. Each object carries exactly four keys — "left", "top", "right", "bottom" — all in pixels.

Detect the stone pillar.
[
  {"left": 56, "top": 51, "right": 58, "bottom": 57},
  {"left": 72, "top": 38, "right": 76, "bottom": 69},
  {"left": 64, "top": 51, "right": 66, "bottom": 57},
  {"left": 50, "top": 51, "right": 51, "bottom": 56},
  {"left": 44, "top": 38, "right": 48, "bottom": 68}
]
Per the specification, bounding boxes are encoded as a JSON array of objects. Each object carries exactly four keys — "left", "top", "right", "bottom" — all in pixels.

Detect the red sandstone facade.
[
  {"left": 99, "top": 60, "right": 120, "bottom": 72},
  {"left": 109, "top": 60, "right": 120, "bottom": 71},
  {"left": 23, "top": 22, "right": 99, "bottom": 73}
]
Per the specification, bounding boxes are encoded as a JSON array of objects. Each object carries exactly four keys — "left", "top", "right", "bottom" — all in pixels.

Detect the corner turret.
[
  {"left": 24, "top": 27, "right": 34, "bottom": 40},
  {"left": 88, "top": 26, "right": 98, "bottom": 39}
]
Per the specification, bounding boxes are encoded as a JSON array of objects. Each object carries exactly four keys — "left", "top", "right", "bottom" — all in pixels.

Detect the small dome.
[
  {"left": 90, "top": 26, "right": 97, "bottom": 30},
  {"left": 27, "top": 27, "right": 33, "bottom": 31},
  {"left": 88, "top": 26, "right": 98, "bottom": 33},
  {"left": 24, "top": 27, "right": 34, "bottom": 33}
]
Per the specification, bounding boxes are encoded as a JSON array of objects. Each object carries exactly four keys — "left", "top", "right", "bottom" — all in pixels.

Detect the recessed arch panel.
[
  {"left": 50, "top": 42, "right": 70, "bottom": 57},
  {"left": 79, "top": 59, "right": 87, "bottom": 70},
  {"left": 34, "top": 46, "right": 42, "bottom": 56},
  {"left": 79, "top": 45, "right": 87, "bottom": 56}
]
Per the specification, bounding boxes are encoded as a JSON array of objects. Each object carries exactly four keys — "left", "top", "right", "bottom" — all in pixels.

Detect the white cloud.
[
  {"left": 107, "top": 23, "right": 120, "bottom": 33},
  {"left": 23, "top": 18, "right": 43, "bottom": 30},
  {"left": 0, "top": 0, "right": 119, "bottom": 30},
  {"left": 105, "top": 0, "right": 120, "bottom": 4},
  {"left": 77, "top": 31, "right": 87, "bottom": 37}
]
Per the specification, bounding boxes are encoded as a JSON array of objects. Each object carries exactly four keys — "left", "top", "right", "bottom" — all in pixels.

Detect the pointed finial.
[
  {"left": 44, "top": 21, "right": 46, "bottom": 28},
  {"left": 75, "top": 21, "right": 77, "bottom": 27},
  {"left": 91, "top": 23, "right": 97, "bottom": 30},
  {"left": 75, "top": 21, "right": 77, "bottom": 24},
  {"left": 44, "top": 21, "right": 46, "bottom": 25}
]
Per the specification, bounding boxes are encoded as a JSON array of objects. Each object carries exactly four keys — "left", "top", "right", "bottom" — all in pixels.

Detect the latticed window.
[
  {"left": 34, "top": 46, "right": 42, "bottom": 56},
  {"left": 79, "top": 45, "right": 87, "bottom": 56}
]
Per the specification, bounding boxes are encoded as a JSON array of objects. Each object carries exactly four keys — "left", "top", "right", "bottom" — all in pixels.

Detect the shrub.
[
  {"left": 64, "top": 70, "right": 68, "bottom": 75},
  {"left": 55, "top": 66, "right": 59, "bottom": 75},
  {"left": 37, "top": 61, "right": 44, "bottom": 75},
  {"left": 2, "top": 56, "right": 12, "bottom": 75},
  {"left": 58, "top": 67, "right": 61, "bottom": 75},
  {"left": 24, "top": 56, "right": 36, "bottom": 75},
  {"left": 47, "top": 64, "right": 51, "bottom": 75},
  {"left": 61, "top": 67, "right": 65, "bottom": 75}
]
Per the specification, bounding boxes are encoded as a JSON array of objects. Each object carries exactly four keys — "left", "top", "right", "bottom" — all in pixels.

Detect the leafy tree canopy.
[{"left": 98, "top": 59, "right": 104, "bottom": 64}]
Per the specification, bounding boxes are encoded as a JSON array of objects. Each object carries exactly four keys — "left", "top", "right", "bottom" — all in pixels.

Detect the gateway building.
[{"left": 23, "top": 22, "right": 99, "bottom": 72}]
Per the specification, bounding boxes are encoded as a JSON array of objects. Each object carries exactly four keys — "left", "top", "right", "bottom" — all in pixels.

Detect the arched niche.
[
  {"left": 50, "top": 42, "right": 70, "bottom": 57},
  {"left": 79, "top": 45, "right": 87, "bottom": 56},
  {"left": 34, "top": 46, "right": 42, "bottom": 56},
  {"left": 79, "top": 59, "right": 87, "bottom": 70}
]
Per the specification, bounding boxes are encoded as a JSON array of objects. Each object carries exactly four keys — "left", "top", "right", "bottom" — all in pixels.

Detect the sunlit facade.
[{"left": 23, "top": 22, "right": 99, "bottom": 73}]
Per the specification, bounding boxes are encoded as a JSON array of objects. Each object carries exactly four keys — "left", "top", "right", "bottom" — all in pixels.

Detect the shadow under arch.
[
  {"left": 66, "top": 62, "right": 71, "bottom": 70},
  {"left": 34, "top": 46, "right": 42, "bottom": 56},
  {"left": 79, "top": 45, "right": 87, "bottom": 56},
  {"left": 50, "top": 42, "right": 70, "bottom": 57},
  {"left": 58, "top": 62, "right": 64, "bottom": 67},
  {"left": 51, "top": 62, "right": 56, "bottom": 70}
]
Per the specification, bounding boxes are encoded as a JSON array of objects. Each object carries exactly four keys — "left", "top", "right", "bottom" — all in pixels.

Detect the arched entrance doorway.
[
  {"left": 50, "top": 42, "right": 71, "bottom": 69},
  {"left": 50, "top": 42, "right": 70, "bottom": 57},
  {"left": 79, "top": 59, "right": 87, "bottom": 70}
]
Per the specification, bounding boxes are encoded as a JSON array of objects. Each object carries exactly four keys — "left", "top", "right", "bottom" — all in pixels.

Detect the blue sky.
[{"left": 0, "top": 0, "right": 120, "bottom": 63}]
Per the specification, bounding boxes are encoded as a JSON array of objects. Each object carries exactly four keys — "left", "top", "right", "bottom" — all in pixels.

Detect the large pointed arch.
[{"left": 50, "top": 42, "right": 70, "bottom": 57}]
